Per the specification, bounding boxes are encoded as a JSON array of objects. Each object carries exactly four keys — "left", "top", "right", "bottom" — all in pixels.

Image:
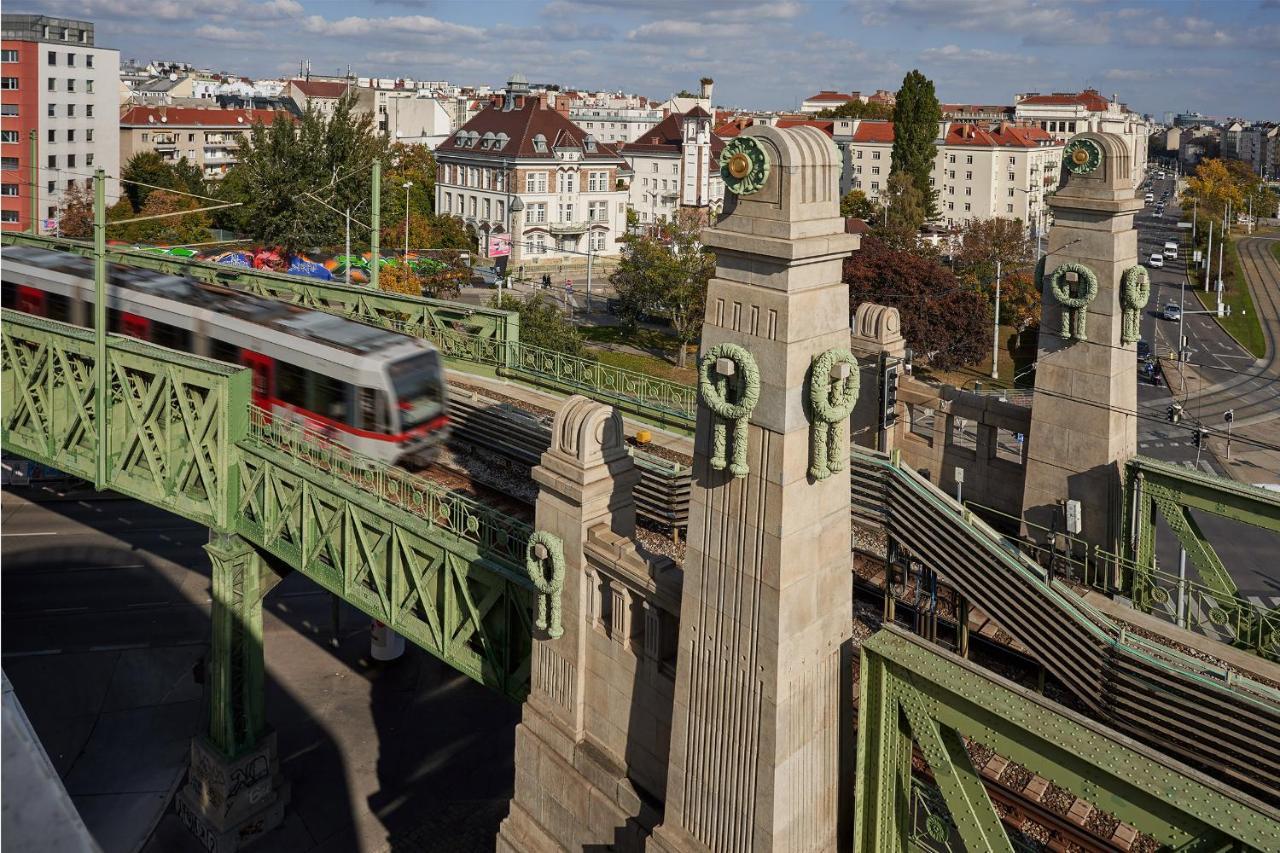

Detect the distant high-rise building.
[{"left": 1, "top": 14, "right": 120, "bottom": 233}]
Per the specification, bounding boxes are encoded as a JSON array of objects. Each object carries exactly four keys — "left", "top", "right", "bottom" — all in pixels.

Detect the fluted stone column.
[
  {"left": 1021, "top": 132, "right": 1142, "bottom": 551},
  {"left": 649, "top": 125, "right": 858, "bottom": 852}
]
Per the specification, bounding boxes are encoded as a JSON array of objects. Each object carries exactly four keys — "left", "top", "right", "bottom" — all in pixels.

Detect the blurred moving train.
[{"left": 1, "top": 246, "right": 449, "bottom": 465}]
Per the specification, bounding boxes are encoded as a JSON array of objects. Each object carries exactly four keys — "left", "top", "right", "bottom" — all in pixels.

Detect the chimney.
[
  {"left": 537, "top": 90, "right": 549, "bottom": 111},
  {"left": 700, "top": 77, "right": 714, "bottom": 101}
]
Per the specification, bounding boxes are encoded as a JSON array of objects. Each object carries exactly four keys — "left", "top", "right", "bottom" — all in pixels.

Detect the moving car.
[
  {"left": 1162, "top": 302, "right": 1182, "bottom": 321},
  {"left": 1163, "top": 241, "right": 1179, "bottom": 258},
  {"left": 1149, "top": 253, "right": 1164, "bottom": 268},
  {"left": 1144, "top": 193, "right": 1155, "bottom": 203},
  {"left": 1137, "top": 339, "right": 1153, "bottom": 361}
]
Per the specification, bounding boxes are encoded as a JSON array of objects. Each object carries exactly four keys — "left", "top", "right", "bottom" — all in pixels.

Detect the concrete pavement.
[{"left": 1, "top": 487, "right": 519, "bottom": 853}]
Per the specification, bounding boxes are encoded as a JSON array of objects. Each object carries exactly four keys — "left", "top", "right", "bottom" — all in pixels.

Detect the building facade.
[
  {"left": 119, "top": 106, "right": 289, "bottom": 181},
  {"left": 619, "top": 106, "right": 724, "bottom": 224},
  {"left": 353, "top": 83, "right": 453, "bottom": 148},
  {"left": 845, "top": 120, "right": 1062, "bottom": 232},
  {"left": 567, "top": 93, "right": 663, "bottom": 145},
  {"left": 434, "top": 76, "right": 629, "bottom": 267},
  {"left": 1, "top": 14, "right": 119, "bottom": 233},
  {"left": 284, "top": 77, "right": 351, "bottom": 116},
  {"left": 1013, "top": 89, "right": 1149, "bottom": 186}
]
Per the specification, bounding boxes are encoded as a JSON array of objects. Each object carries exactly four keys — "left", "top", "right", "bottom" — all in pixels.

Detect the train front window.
[{"left": 388, "top": 351, "right": 444, "bottom": 429}]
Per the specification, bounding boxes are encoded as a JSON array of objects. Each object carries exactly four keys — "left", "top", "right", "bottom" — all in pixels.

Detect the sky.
[{"left": 22, "top": 0, "right": 1280, "bottom": 121}]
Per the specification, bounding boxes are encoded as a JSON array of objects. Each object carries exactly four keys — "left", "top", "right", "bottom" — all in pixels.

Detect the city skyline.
[{"left": 16, "top": 0, "right": 1280, "bottom": 121}]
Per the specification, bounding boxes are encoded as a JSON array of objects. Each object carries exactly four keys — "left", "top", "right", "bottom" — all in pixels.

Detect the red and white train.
[{"left": 1, "top": 245, "right": 449, "bottom": 465}]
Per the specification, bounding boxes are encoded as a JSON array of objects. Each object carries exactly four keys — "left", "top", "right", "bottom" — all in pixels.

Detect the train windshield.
[{"left": 388, "top": 350, "right": 444, "bottom": 429}]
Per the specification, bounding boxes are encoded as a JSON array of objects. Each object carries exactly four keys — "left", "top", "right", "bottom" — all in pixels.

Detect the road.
[{"left": 1, "top": 485, "right": 518, "bottom": 853}]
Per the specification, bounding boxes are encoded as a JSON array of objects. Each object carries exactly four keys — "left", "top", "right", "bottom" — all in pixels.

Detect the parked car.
[
  {"left": 1163, "top": 241, "right": 1179, "bottom": 258},
  {"left": 1149, "top": 253, "right": 1164, "bottom": 268},
  {"left": 1144, "top": 193, "right": 1155, "bottom": 203},
  {"left": 1162, "top": 302, "right": 1182, "bottom": 321}
]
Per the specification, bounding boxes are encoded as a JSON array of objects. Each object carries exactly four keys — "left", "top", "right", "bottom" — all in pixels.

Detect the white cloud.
[
  {"left": 301, "top": 13, "right": 482, "bottom": 40},
  {"left": 919, "top": 44, "right": 1037, "bottom": 67}
]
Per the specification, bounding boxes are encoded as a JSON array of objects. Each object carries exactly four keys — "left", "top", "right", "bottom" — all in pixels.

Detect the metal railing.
[{"left": 244, "top": 406, "right": 533, "bottom": 570}]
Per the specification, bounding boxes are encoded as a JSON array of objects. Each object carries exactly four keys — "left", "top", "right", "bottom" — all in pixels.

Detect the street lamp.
[{"left": 402, "top": 181, "right": 413, "bottom": 260}]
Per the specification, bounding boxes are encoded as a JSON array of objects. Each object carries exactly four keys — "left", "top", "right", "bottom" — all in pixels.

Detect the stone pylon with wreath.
[
  {"left": 649, "top": 125, "right": 860, "bottom": 852},
  {"left": 1022, "top": 132, "right": 1145, "bottom": 553}
]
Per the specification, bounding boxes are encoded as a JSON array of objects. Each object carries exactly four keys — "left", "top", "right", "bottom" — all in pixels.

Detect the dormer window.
[
  {"left": 482, "top": 131, "right": 496, "bottom": 149},
  {"left": 585, "top": 135, "right": 597, "bottom": 152},
  {"left": 495, "top": 132, "right": 509, "bottom": 151},
  {"left": 533, "top": 133, "right": 548, "bottom": 153},
  {"left": 455, "top": 131, "right": 468, "bottom": 147}
]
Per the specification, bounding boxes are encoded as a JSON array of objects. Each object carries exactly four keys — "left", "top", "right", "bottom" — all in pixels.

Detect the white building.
[
  {"left": 434, "top": 75, "right": 629, "bottom": 268},
  {"left": 845, "top": 120, "right": 1063, "bottom": 232},
  {"left": 1013, "top": 89, "right": 1149, "bottom": 187},
  {"left": 620, "top": 106, "right": 724, "bottom": 225},
  {"left": 354, "top": 82, "right": 453, "bottom": 148},
  {"left": 567, "top": 92, "right": 664, "bottom": 145},
  {"left": 1, "top": 14, "right": 120, "bottom": 233}
]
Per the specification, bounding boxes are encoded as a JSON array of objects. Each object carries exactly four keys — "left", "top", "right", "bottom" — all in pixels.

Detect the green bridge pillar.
[{"left": 176, "top": 532, "right": 289, "bottom": 852}]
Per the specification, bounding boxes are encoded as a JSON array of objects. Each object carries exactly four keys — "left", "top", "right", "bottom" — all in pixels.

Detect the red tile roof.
[
  {"left": 1018, "top": 89, "right": 1111, "bottom": 112},
  {"left": 120, "top": 106, "right": 293, "bottom": 127},
  {"left": 777, "top": 119, "right": 835, "bottom": 137},
  {"left": 806, "top": 91, "right": 859, "bottom": 103},
  {"left": 714, "top": 118, "right": 751, "bottom": 138},
  {"left": 851, "top": 122, "right": 894, "bottom": 143},
  {"left": 438, "top": 98, "right": 624, "bottom": 161},
  {"left": 288, "top": 78, "right": 352, "bottom": 99},
  {"left": 619, "top": 109, "right": 726, "bottom": 165},
  {"left": 944, "top": 123, "right": 1057, "bottom": 148}
]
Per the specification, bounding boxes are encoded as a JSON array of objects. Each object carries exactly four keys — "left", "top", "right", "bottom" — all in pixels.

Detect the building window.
[
  {"left": 141, "top": 133, "right": 149, "bottom": 142},
  {"left": 85, "top": 104, "right": 92, "bottom": 117},
  {"left": 1008, "top": 188, "right": 1015, "bottom": 197},
  {"left": 871, "top": 166, "right": 880, "bottom": 175},
  {"left": 0, "top": 183, "right": 17, "bottom": 195},
  {"left": 965, "top": 171, "right": 972, "bottom": 180},
  {"left": 948, "top": 186, "right": 954, "bottom": 195},
  {"left": 1, "top": 210, "right": 18, "bottom": 223},
  {"left": 856, "top": 150, "right": 863, "bottom": 159},
  {"left": 86, "top": 153, "right": 93, "bottom": 166},
  {"left": 47, "top": 154, "right": 56, "bottom": 168},
  {"left": 496, "top": 201, "right": 504, "bottom": 220},
  {"left": 871, "top": 181, "right": 879, "bottom": 191},
  {"left": 47, "top": 180, "right": 55, "bottom": 192},
  {"left": 525, "top": 171, "right": 547, "bottom": 193},
  {"left": 949, "top": 170, "right": 955, "bottom": 179},
  {"left": 589, "top": 230, "right": 605, "bottom": 252},
  {"left": 66, "top": 79, "right": 75, "bottom": 92},
  {"left": 469, "top": 196, "right": 476, "bottom": 217},
  {"left": 47, "top": 50, "right": 57, "bottom": 65},
  {"left": 588, "top": 200, "right": 607, "bottom": 221},
  {"left": 557, "top": 171, "right": 576, "bottom": 193},
  {"left": 1, "top": 50, "right": 18, "bottom": 62},
  {"left": 0, "top": 157, "right": 18, "bottom": 171},
  {"left": 48, "top": 129, "right": 56, "bottom": 143},
  {"left": 533, "top": 234, "right": 547, "bottom": 254},
  {"left": 0, "top": 130, "right": 16, "bottom": 143},
  {"left": 483, "top": 198, "right": 491, "bottom": 219},
  {"left": 47, "top": 76, "right": 55, "bottom": 91},
  {"left": 965, "top": 155, "right": 973, "bottom": 164},
  {"left": 67, "top": 129, "right": 75, "bottom": 142},
  {"left": 66, "top": 53, "right": 75, "bottom": 66},
  {"left": 559, "top": 202, "right": 574, "bottom": 222},
  {"left": 965, "top": 187, "right": 972, "bottom": 196},
  {"left": 964, "top": 202, "right": 971, "bottom": 211},
  {"left": 947, "top": 201, "right": 954, "bottom": 211},
  {"left": 587, "top": 170, "right": 607, "bottom": 192},
  {"left": 86, "top": 79, "right": 93, "bottom": 94},
  {"left": 1007, "top": 204, "right": 1014, "bottom": 213},
  {"left": 86, "top": 54, "right": 93, "bottom": 68},
  {"left": 872, "top": 150, "right": 881, "bottom": 160},
  {"left": 1008, "top": 171, "right": 1015, "bottom": 181},
  {"left": 529, "top": 202, "right": 546, "bottom": 223},
  {"left": 66, "top": 104, "right": 74, "bottom": 117},
  {"left": 86, "top": 129, "right": 93, "bottom": 142},
  {"left": 444, "top": 192, "right": 451, "bottom": 211},
  {"left": 67, "top": 154, "right": 75, "bottom": 168},
  {"left": 948, "top": 154, "right": 955, "bottom": 163}
]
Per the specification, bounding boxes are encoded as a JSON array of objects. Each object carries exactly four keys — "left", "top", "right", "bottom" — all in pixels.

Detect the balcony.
[
  {"left": 152, "top": 134, "right": 176, "bottom": 148},
  {"left": 548, "top": 221, "right": 589, "bottom": 235}
]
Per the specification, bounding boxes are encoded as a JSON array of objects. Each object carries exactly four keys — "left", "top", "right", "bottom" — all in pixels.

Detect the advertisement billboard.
[{"left": 488, "top": 234, "right": 511, "bottom": 258}]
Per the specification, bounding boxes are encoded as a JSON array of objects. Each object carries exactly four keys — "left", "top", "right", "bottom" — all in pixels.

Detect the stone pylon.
[
  {"left": 649, "top": 125, "right": 858, "bottom": 852},
  {"left": 1021, "top": 132, "right": 1143, "bottom": 551}
]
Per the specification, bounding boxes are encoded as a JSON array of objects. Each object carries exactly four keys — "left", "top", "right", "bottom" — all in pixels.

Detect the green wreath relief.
[
  {"left": 1049, "top": 262, "right": 1099, "bottom": 342},
  {"left": 526, "top": 531, "right": 565, "bottom": 639},
  {"left": 1119, "top": 265, "right": 1150, "bottom": 345},
  {"left": 807, "top": 348, "right": 860, "bottom": 480},
  {"left": 698, "top": 343, "right": 761, "bottom": 477}
]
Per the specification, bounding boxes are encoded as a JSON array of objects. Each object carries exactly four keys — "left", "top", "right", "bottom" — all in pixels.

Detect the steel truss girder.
[
  {"left": 1, "top": 310, "right": 247, "bottom": 529},
  {"left": 854, "top": 628, "right": 1280, "bottom": 852},
  {"left": 235, "top": 444, "right": 535, "bottom": 700}
]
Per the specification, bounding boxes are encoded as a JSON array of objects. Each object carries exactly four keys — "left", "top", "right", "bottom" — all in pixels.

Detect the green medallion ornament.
[
  {"left": 719, "top": 136, "right": 771, "bottom": 196},
  {"left": 1063, "top": 137, "right": 1103, "bottom": 175}
]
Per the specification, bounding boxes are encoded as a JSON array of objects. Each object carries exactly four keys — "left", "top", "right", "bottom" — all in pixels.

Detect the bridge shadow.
[{"left": 1, "top": 487, "right": 519, "bottom": 853}]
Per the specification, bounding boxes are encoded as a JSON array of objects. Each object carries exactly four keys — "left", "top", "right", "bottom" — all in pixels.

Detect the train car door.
[
  {"left": 241, "top": 351, "right": 273, "bottom": 405},
  {"left": 15, "top": 286, "right": 46, "bottom": 315}
]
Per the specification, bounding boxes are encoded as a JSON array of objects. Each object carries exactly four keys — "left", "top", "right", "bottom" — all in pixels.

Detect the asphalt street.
[{"left": 2, "top": 485, "right": 519, "bottom": 853}]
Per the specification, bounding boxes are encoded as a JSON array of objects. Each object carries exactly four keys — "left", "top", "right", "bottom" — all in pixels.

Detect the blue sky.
[{"left": 28, "top": 0, "right": 1280, "bottom": 120}]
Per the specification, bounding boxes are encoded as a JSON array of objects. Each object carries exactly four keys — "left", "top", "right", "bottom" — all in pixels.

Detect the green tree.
[
  {"left": 121, "top": 152, "right": 179, "bottom": 212},
  {"left": 816, "top": 100, "right": 894, "bottom": 121},
  {"left": 843, "top": 235, "right": 990, "bottom": 370},
  {"left": 840, "top": 188, "right": 877, "bottom": 220},
  {"left": 873, "top": 171, "right": 928, "bottom": 250},
  {"left": 109, "top": 190, "right": 211, "bottom": 246},
  {"left": 890, "top": 69, "right": 942, "bottom": 221},
  {"left": 171, "top": 157, "right": 205, "bottom": 198},
  {"left": 1181, "top": 158, "right": 1244, "bottom": 226},
  {"left": 492, "top": 292, "right": 583, "bottom": 355},
  {"left": 380, "top": 142, "right": 437, "bottom": 233},
  {"left": 609, "top": 209, "right": 715, "bottom": 368},
  {"left": 377, "top": 261, "right": 423, "bottom": 296}
]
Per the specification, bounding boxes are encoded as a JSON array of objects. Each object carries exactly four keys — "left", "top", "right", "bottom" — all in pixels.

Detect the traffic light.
[
  {"left": 1192, "top": 428, "right": 1207, "bottom": 448},
  {"left": 880, "top": 357, "right": 900, "bottom": 430}
]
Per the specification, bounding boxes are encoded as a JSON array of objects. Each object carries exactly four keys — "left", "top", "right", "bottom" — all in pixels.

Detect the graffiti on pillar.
[
  {"left": 225, "top": 754, "right": 270, "bottom": 818},
  {"left": 1049, "top": 262, "right": 1099, "bottom": 342},
  {"left": 176, "top": 796, "right": 217, "bottom": 853},
  {"left": 1119, "top": 265, "right": 1151, "bottom": 345},
  {"left": 698, "top": 343, "right": 760, "bottom": 477},
  {"left": 807, "top": 348, "right": 860, "bottom": 480}
]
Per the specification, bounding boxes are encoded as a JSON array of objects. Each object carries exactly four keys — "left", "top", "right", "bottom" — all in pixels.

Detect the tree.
[
  {"left": 871, "top": 172, "right": 929, "bottom": 252},
  {"left": 56, "top": 180, "right": 94, "bottom": 239},
  {"left": 609, "top": 209, "right": 715, "bottom": 368},
  {"left": 171, "top": 157, "right": 205, "bottom": 198},
  {"left": 840, "top": 188, "right": 877, "bottom": 220},
  {"left": 109, "top": 190, "right": 211, "bottom": 246},
  {"left": 952, "top": 217, "right": 1034, "bottom": 298},
  {"left": 1181, "top": 158, "right": 1245, "bottom": 226},
  {"left": 999, "top": 270, "right": 1041, "bottom": 349},
  {"left": 380, "top": 142, "right": 437, "bottom": 233},
  {"left": 492, "top": 292, "right": 583, "bottom": 355},
  {"left": 816, "top": 100, "right": 894, "bottom": 121},
  {"left": 121, "top": 152, "right": 178, "bottom": 212},
  {"left": 843, "top": 236, "right": 990, "bottom": 370},
  {"left": 377, "top": 261, "right": 423, "bottom": 296},
  {"left": 890, "top": 69, "right": 942, "bottom": 220}
]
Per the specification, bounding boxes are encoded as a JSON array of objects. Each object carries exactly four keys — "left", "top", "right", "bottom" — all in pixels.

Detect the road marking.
[
  {"left": 127, "top": 601, "right": 170, "bottom": 609},
  {"left": 42, "top": 606, "right": 89, "bottom": 614},
  {"left": 0, "top": 532, "right": 58, "bottom": 537},
  {"left": 1, "top": 649, "right": 63, "bottom": 658},
  {"left": 88, "top": 643, "right": 147, "bottom": 652}
]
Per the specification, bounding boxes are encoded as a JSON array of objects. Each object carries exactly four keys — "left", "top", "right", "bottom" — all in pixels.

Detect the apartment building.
[
  {"left": 620, "top": 106, "right": 724, "bottom": 224},
  {"left": 434, "top": 75, "right": 628, "bottom": 267},
  {"left": 283, "top": 77, "right": 351, "bottom": 116},
  {"left": 845, "top": 121, "right": 1062, "bottom": 232},
  {"left": 1, "top": 14, "right": 119, "bottom": 232},
  {"left": 1013, "top": 89, "right": 1149, "bottom": 186},
  {"left": 567, "top": 92, "right": 664, "bottom": 145},
  {"left": 352, "top": 82, "right": 453, "bottom": 148},
  {"left": 119, "top": 106, "right": 290, "bottom": 181}
]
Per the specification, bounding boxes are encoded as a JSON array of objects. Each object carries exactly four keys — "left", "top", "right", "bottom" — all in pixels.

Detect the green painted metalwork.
[
  {"left": 206, "top": 532, "right": 268, "bottom": 758},
  {"left": 1, "top": 310, "right": 248, "bottom": 529},
  {"left": 855, "top": 628, "right": 1280, "bottom": 852},
  {"left": 1, "top": 311, "right": 541, "bottom": 701},
  {"left": 0, "top": 232, "right": 701, "bottom": 428}
]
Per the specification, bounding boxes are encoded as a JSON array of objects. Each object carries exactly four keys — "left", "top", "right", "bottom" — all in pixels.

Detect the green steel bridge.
[{"left": 3, "top": 236, "right": 1279, "bottom": 849}]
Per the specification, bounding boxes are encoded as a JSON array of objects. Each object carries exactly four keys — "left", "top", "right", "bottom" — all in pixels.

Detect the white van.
[
  {"left": 1163, "top": 241, "right": 1178, "bottom": 258},
  {"left": 1144, "top": 193, "right": 1155, "bottom": 203}
]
